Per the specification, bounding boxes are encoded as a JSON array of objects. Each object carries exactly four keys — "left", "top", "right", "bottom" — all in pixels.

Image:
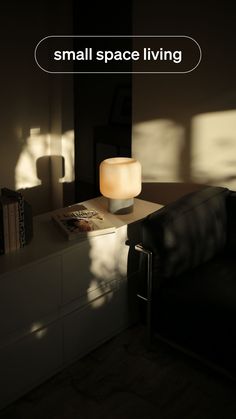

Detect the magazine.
[{"left": 51, "top": 204, "right": 116, "bottom": 240}]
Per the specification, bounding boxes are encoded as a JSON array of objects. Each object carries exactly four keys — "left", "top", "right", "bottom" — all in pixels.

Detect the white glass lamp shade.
[{"left": 99, "top": 157, "right": 142, "bottom": 213}]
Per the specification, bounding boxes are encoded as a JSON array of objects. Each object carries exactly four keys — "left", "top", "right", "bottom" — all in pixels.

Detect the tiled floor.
[{"left": 1, "top": 325, "right": 236, "bottom": 419}]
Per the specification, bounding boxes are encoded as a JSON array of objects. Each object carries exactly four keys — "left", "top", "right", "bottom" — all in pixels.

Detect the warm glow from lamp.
[{"left": 99, "top": 157, "right": 142, "bottom": 213}]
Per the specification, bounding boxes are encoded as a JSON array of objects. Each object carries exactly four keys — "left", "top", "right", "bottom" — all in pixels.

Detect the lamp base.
[{"left": 108, "top": 198, "right": 134, "bottom": 214}]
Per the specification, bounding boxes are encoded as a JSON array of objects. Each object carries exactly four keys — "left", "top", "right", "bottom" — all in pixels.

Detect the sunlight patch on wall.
[
  {"left": 15, "top": 128, "right": 75, "bottom": 190},
  {"left": 15, "top": 128, "right": 50, "bottom": 189},
  {"left": 191, "top": 110, "right": 236, "bottom": 190},
  {"left": 132, "top": 119, "right": 184, "bottom": 182}
]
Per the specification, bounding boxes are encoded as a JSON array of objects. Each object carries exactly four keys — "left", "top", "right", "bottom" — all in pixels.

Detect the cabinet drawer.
[
  {"left": 62, "top": 234, "right": 118, "bottom": 305},
  {"left": 0, "top": 257, "right": 61, "bottom": 341},
  {"left": 0, "top": 322, "right": 63, "bottom": 409},
  {"left": 63, "top": 282, "right": 129, "bottom": 363},
  {"left": 62, "top": 243, "right": 92, "bottom": 304}
]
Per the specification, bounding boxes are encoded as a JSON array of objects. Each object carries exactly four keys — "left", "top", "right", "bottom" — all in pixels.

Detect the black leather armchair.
[{"left": 136, "top": 186, "right": 236, "bottom": 377}]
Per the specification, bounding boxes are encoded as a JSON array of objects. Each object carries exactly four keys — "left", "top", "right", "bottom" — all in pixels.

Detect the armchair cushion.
[{"left": 142, "top": 186, "right": 229, "bottom": 280}]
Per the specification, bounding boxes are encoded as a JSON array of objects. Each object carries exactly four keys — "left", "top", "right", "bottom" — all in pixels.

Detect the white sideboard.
[{"left": 0, "top": 197, "right": 161, "bottom": 409}]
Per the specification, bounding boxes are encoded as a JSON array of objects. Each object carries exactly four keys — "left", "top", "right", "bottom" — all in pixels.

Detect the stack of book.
[{"left": 0, "top": 188, "right": 33, "bottom": 255}]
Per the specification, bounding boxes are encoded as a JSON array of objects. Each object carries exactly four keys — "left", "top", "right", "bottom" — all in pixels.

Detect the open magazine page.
[{"left": 51, "top": 205, "right": 116, "bottom": 240}]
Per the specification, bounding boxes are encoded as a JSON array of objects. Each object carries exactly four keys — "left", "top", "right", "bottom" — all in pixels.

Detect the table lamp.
[{"left": 99, "top": 157, "right": 142, "bottom": 214}]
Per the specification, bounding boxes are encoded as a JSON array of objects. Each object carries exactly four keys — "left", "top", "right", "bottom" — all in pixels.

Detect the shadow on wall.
[
  {"left": 133, "top": 108, "right": 236, "bottom": 203},
  {"left": 19, "top": 155, "right": 63, "bottom": 216},
  {"left": 14, "top": 129, "right": 75, "bottom": 215}
]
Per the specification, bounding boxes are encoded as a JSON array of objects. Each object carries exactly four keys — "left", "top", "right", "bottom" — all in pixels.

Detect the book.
[
  {"left": 0, "top": 196, "right": 11, "bottom": 254},
  {"left": 8, "top": 199, "right": 17, "bottom": 252},
  {"left": 51, "top": 204, "right": 116, "bottom": 240},
  {"left": 1, "top": 188, "right": 33, "bottom": 246},
  {"left": 1, "top": 188, "right": 25, "bottom": 247},
  {"left": 24, "top": 199, "right": 33, "bottom": 245},
  {"left": 0, "top": 204, "right": 4, "bottom": 255},
  {"left": 0, "top": 198, "right": 9, "bottom": 254},
  {"left": 14, "top": 200, "right": 20, "bottom": 250}
]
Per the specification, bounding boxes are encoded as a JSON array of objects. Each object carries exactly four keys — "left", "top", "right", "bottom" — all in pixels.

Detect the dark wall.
[
  {"left": 132, "top": 1, "right": 236, "bottom": 196},
  {"left": 0, "top": 0, "right": 74, "bottom": 214},
  {"left": 74, "top": 1, "right": 133, "bottom": 201}
]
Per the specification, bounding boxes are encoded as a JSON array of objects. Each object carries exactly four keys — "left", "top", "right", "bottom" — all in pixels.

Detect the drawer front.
[
  {"left": 62, "top": 233, "right": 121, "bottom": 305},
  {"left": 63, "top": 282, "right": 129, "bottom": 363},
  {"left": 0, "top": 257, "right": 61, "bottom": 341},
  {"left": 62, "top": 242, "right": 92, "bottom": 304},
  {"left": 0, "top": 322, "right": 63, "bottom": 409}
]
